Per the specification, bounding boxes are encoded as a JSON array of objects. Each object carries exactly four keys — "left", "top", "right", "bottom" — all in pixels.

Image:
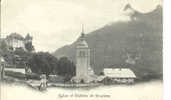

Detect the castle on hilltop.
[{"left": 5, "top": 33, "right": 33, "bottom": 51}]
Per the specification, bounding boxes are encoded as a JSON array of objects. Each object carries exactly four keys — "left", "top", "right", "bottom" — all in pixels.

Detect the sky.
[{"left": 1, "top": 0, "right": 162, "bottom": 52}]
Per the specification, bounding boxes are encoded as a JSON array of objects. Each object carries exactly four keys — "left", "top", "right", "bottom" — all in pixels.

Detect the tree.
[
  {"left": 58, "top": 57, "right": 76, "bottom": 77},
  {"left": 27, "top": 52, "right": 76, "bottom": 81},
  {"left": 28, "top": 52, "right": 57, "bottom": 76},
  {"left": 0, "top": 40, "right": 8, "bottom": 55}
]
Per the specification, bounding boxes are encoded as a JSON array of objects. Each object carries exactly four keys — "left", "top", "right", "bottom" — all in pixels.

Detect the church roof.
[
  {"left": 76, "top": 32, "right": 89, "bottom": 48},
  {"left": 103, "top": 68, "right": 136, "bottom": 78},
  {"left": 76, "top": 25, "right": 89, "bottom": 48},
  {"left": 77, "top": 40, "right": 88, "bottom": 48}
]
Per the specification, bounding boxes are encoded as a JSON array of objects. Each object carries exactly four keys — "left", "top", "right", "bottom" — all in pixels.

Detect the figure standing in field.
[{"left": 39, "top": 74, "right": 47, "bottom": 90}]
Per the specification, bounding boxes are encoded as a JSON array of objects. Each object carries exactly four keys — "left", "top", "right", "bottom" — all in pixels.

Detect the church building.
[{"left": 71, "top": 27, "right": 96, "bottom": 83}]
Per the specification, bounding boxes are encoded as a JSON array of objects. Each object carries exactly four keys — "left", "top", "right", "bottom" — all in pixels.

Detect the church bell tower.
[{"left": 75, "top": 25, "right": 90, "bottom": 83}]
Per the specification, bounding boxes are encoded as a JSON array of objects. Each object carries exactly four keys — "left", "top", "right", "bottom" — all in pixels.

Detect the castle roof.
[{"left": 6, "top": 33, "right": 24, "bottom": 41}]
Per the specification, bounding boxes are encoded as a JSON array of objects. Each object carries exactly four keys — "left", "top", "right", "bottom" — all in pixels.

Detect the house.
[{"left": 102, "top": 68, "right": 136, "bottom": 84}]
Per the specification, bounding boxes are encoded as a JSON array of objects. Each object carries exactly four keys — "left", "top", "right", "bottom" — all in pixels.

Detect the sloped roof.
[
  {"left": 76, "top": 33, "right": 89, "bottom": 48},
  {"left": 97, "top": 76, "right": 106, "bottom": 81},
  {"left": 103, "top": 68, "right": 136, "bottom": 78},
  {"left": 4, "top": 68, "right": 25, "bottom": 74},
  {"left": 6, "top": 33, "right": 24, "bottom": 40},
  {"left": 77, "top": 40, "right": 88, "bottom": 48}
]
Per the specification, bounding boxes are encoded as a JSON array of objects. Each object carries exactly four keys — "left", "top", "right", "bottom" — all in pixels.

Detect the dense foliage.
[
  {"left": 0, "top": 40, "right": 8, "bottom": 55},
  {"left": 27, "top": 52, "right": 76, "bottom": 78},
  {"left": 0, "top": 39, "right": 33, "bottom": 67}
]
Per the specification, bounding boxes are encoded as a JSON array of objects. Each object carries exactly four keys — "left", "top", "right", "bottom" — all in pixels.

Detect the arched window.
[{"left": 79, "top": 51, "right": 86, "bottom": 57}]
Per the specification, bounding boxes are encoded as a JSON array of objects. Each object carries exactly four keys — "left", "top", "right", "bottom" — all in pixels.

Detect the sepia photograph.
[{"left": 0, "top": 0, "right": 162, "bottom": 100}]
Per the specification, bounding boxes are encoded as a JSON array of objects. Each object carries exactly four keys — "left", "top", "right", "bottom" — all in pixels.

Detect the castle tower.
[
  {"left": 25, "top": 33, "right": 33, "bottom": 43},
  {"left": 74, "top": 25, "right": 90, "bottom": 83}
]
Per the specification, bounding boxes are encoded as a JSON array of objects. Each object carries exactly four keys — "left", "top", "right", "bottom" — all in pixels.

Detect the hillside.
[
  {"left": 53, "top": 5, "right": 162, "bottom": 80},
  {"left": 0, "top": 33, "right": 34, "bottom": 68}
]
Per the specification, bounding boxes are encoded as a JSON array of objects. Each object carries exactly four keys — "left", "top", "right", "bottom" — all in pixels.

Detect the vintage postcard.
[{"left": 0, "top": 0, "right": 163, "bottom": 100}]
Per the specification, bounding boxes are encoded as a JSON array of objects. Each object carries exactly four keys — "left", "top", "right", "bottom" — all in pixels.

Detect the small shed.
[{"left": 103, "top": 68, "right": 136, "bottom": 84}]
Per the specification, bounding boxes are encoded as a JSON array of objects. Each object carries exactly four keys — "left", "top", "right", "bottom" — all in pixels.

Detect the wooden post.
[
  {"left": 0, "top": 63, "right": 5, "bottom": 80},
  {"left": 1, "top": 65, "right": 5, "bottom": 79},
  {"left": 0, "top": 57, "right": 6, "bottom": 80}
]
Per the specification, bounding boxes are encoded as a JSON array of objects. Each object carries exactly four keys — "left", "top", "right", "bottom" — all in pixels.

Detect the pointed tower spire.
[{"left": 81, "top": 24, "right": 85, "bottom": 38}]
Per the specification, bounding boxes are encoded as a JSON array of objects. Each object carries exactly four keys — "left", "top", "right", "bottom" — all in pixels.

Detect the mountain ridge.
[{"left": 53, "top": 5, "right": 162, "bottom": 80}]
